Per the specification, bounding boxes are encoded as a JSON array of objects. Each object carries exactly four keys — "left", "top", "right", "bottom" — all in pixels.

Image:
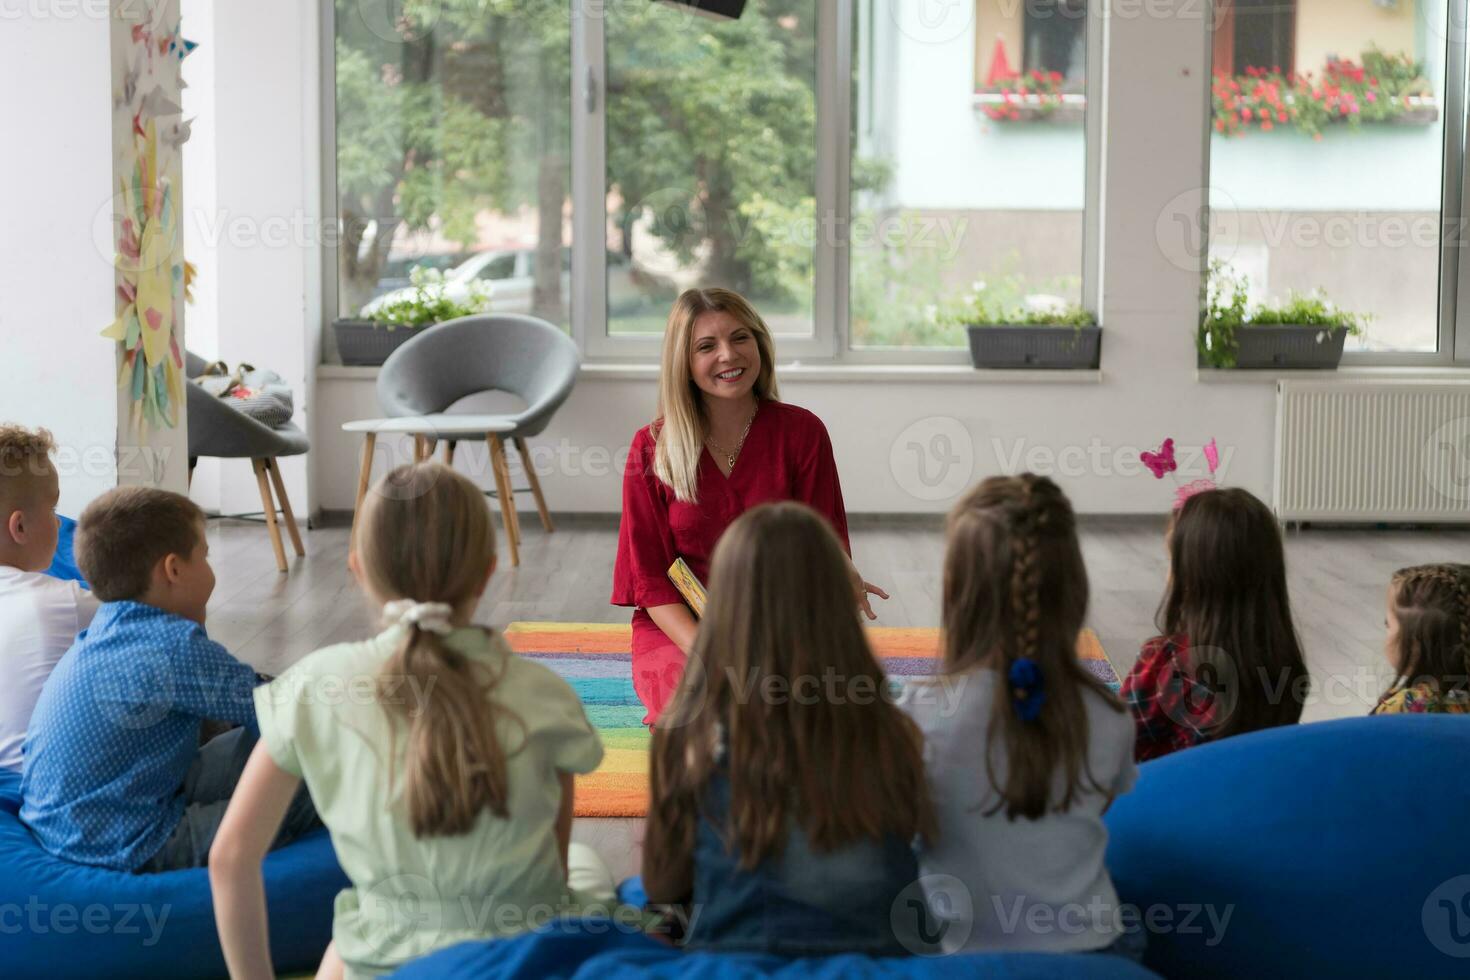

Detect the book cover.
[{"left": 667, "top": 558, "right": 708, "bottom": 618}]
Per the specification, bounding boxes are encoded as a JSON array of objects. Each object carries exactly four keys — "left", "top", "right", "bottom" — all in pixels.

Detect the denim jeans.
[
  {"left": 683, "top": 772, "right": 931, "bottom": 957},
  {"left": 135, "top": 727, "right": 320, "bottom": 873}
]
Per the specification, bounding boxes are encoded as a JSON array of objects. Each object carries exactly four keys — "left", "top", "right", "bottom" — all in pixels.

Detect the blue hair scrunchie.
[{"left": 1008, "top": 657, "right": 1046, "bottom": 722}]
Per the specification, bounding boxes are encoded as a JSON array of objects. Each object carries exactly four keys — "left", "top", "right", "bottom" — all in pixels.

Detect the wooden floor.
[{"left": 204, "top": 512, "right": 1469, "bottom": 878}]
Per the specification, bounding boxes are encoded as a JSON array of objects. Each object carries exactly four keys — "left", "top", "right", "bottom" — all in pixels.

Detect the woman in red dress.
[{"left": 612, "top": 288, "right": 886, "bottom": 725}]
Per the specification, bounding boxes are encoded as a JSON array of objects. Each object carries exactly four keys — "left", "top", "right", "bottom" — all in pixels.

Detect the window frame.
[
  {"left": 322, "top": 0, "right": 1100, "bottom": 366},
  {"left": 1205, "top": 2, "right": 1469, "bottom": 367}
]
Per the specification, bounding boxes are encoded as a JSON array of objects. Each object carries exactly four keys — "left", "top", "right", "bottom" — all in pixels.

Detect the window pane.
[
  {"left": 1207, "top": 0, "right": 1448, "bottom": 354},
  {"left": 334, "top": 1, "right": 571, "bottom": 329},
  {"left": 604, "top": 1, "right": 817, "bottom": 337},
  {"left": 851, "top": 0, "right": 1088, "bottom": 350}
]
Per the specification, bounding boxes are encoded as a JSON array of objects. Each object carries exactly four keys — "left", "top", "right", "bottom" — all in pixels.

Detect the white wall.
[
  {"left": 181, "top": 0, "right": 321, "bottom": 519},
  {"left": 0, "top": 7, "right": 126, "bottom": 514}
]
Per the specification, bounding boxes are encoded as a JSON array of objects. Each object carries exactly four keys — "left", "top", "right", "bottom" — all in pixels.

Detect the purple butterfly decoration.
[{"left": 1141, "top": 438, "right": 1177, "bottom": 480}]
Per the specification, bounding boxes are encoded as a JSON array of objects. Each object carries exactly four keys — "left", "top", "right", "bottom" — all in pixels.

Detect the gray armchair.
[
  {"left": 376, "top": 314, "right": 580, "bottom": 542},
  {"left": 185, "top": 352, "right": 307, "bottom": 572}
]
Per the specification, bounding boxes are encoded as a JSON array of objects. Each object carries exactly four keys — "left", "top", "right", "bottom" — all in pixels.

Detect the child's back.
[
  {"left": 258, "top": 623, "right": 600, "bottom": 970},
  {"left": 906, "top": 474, "right": 1137, "bottom": 956},
  {"left": 0, "top": 566, "right": 96, "bottom": 770},
  {"left": 906, "top": 671, "right": 1133, "bottom": 953},
  {"left": 0, "top": 425, "right": 97, "bottom": 771},
  {"left": 643, "top": 503, "right": 936, "bottom": 957}
]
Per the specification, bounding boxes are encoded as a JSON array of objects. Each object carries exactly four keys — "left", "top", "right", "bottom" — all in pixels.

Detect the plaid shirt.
[{"left": 1121, "top": 635, "right": 1219, "bottom": 763}]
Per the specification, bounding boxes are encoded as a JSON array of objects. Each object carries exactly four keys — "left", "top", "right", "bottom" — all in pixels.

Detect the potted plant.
[
  {"left": 945, "top": 288, "right": 1100, "bottom": 369},
  {"left": 1198, "top": 262, "right": 1365, "bottom": 370},
  {"left": 333, "top": 268, "right": 491, "bottom": 366}
]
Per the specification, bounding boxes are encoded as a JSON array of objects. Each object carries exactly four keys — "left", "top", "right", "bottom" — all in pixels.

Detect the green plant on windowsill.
[
  {"left": 940, "top": 285, "right": 1095, "bottom": 330},
  {"left": 1198, "top": 261, "right": 1366, "bottom": 368},
  {"left": 364, "top": 268, "right": 491, "bottom": 330}
]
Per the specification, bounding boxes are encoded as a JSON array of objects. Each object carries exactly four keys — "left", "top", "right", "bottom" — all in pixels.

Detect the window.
[
  {"left": 1024, "top": 0, "right": 1086, "bottom": 84},
  {"left": 1214, "top": 0, "right": 1296, "bottom": 77},
  {"left": 1206, "top": 0, "right": 1458, "bottom": 358},
  {"left": 852, "top": 0, "right": 1094, "bottom": 351},
  {"left": 327, "top": 0, "right": 1102, "bottom": 362},
  {"left": 332, "top": 1, "right": 571, "bottom": 330},
  {"left": 601, "top": 1, "right": 818, "bottom": 340}
]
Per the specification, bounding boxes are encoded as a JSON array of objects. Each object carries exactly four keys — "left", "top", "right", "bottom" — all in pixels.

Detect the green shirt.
[{"left": 255, "top": 625, "right": 603, "bottom": 977}]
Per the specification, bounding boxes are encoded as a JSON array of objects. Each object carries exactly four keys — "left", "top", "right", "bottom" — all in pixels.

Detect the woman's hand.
[{"left": 851, "top": 565, "right": 889, "bottom": 621}]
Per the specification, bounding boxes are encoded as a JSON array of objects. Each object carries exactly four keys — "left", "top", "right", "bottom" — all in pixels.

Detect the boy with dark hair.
[
  {"left": 0, "top": 424, "right": 98, "bottom": 771},
  {"left": 20, "top": 486, "right": 316, "bottom": 872}
]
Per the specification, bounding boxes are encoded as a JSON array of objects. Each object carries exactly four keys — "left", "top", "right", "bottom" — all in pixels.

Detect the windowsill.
[
  {"left": 1195, "top": 365, "right": 1470, "bottom": 383},
  {"left": 318, "top": 362, "right": 1105, "bottom": 384}
]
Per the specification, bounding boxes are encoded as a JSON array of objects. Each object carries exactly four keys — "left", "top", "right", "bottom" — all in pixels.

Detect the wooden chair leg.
[
  {"left": 265, "top": 458, "right": 305, "bottom": 557},
  {"left": 486, "top": 435, "right": 520, "bottom": 567},
  {"left": 443, "top": 440, "right": 456, "bottom": 464},
  {"left": 350, "top": 433, "right": 376, "bottom": 552},
  {"left": 413, "top": 435, "right": 428, "bottom": 463},
  {"left": 514, "top": 437, "right": 554, "bottom": 533},
  {"left": 251, "top": 458, "right": 288, "bottom": 573}
]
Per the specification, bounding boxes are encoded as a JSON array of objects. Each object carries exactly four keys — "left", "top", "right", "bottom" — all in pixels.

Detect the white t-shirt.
[
  {"left": 901, "top": 668, "right": 1137, "bottom": 954},
  {"left": 0, "top": 566, "right": 98, "bottom": 770}
]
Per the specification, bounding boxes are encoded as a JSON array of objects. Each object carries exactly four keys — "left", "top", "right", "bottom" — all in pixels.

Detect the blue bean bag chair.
[
  {"left": 0, "top": 769, "right": 348, "bottom": 978},
  {"left": 1106, "top": 715, "right": 1470, "bottom": 978},
  {"left": 44, "top": 514, "right": 87, "bottom": 588},
  {"left": 391, "top": 919, "right": 1160, "bottom": 978}
]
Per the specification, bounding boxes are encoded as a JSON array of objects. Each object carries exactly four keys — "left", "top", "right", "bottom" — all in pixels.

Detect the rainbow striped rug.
[{"left": 504, "top": 623, "right": 1117, "bottom": 819}]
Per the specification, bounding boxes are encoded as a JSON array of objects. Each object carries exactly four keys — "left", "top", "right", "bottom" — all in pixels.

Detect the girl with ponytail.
[
  {"left": 1372, "top": 563, "right": 1470, "bottom": 715},
  {"left": 210, "top": 463, "right": 609, "bottom": 979},
  {"left": 902, "top": 474, "right": 1140, "bottom": 957}
]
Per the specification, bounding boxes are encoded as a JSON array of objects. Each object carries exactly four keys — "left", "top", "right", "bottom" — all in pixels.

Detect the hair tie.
[
  {"left": 1008, "top": 657, "right": 1046, "bottom": 722},
  {"left": 383, "top": 599, "right": 455, "bottom": 636}
]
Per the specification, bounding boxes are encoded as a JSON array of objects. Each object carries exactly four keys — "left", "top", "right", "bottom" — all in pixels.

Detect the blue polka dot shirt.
[{"left": 19, "top": 600, "right": 260, "bottom": 871}]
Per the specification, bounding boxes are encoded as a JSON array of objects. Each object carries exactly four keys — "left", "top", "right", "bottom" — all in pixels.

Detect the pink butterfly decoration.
[
  {"left": 1203, "top": 437, "right": 1220, "bottom": 475},
  {"left": 1141, "top": 438, "right": 1177, "bottom": 480}
]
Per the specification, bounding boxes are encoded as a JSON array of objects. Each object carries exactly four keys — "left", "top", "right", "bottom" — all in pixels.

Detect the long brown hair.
[
  {"left": 646, "top": 503, "right": 934, "bottom": 869},
  {"left": 653, "top": 288, "right": 780, "bottom": 503},
  {"left": 942, "top": 474, "right": 1118, "bottom": 821},
  {"left": 356, "top": 462, "right": 506, "bottom": 838},
  {"left": 1158, "top": 487, "right": 1308, "bottom": 739},
  {"left": 1382, "top": 563, "right": 1470, "bottom": 700}
]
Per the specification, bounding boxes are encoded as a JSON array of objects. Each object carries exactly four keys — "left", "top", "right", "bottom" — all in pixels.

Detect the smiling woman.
[{"left": 611, "top": 289, "right": 887, "bottom": 725}]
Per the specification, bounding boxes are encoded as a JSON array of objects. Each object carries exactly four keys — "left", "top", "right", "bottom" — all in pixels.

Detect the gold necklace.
[{"left": 707, "top": 407, "right": 758, "bottom": 471}]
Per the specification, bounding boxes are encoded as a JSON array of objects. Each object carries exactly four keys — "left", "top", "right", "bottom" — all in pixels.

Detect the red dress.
[{"left": 611, "top": 400, "right": 851, "bottom": 725}]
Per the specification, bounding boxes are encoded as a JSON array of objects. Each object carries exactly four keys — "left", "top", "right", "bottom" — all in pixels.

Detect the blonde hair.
[
  {"left": 646, "top": 503, "right": 933, "bottom": 873},
  {"left": 0, "top": 424, "right": 57, "bottom": 512},
  {"left": 356, "top": 462, "right": 508, "bottom": 838},
  {"left": 653, "top": 288, "right": 779, "bottom": 503}
]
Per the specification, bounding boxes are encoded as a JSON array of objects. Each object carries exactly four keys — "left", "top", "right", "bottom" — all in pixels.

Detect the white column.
[{"left": 0, "top": 1, "right": 189, "bottom": 514}]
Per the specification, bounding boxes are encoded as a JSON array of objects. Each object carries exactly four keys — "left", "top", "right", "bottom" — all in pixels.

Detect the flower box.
[
  {"left": 1199, "top": 325, "right": 1348, "bottom": 370},
  {"left": 966, "top": 325, "right": 1101, "bottom": 370},
  {"left": 331, "top": 318, "right": 434, "bottom": 367}
]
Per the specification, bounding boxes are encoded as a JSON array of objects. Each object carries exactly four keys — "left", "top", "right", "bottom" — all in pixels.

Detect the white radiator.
[{"left": 1274, "top": 380, "right": 1470, "bottom": 523}]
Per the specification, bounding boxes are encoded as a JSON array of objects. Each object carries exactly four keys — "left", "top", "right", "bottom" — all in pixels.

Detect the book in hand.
[
  {"left": 667, "top": 558, "right": 708, "bottom": 619},
  {"left": 1076, "top": 629, "right": 1122, "bottom": 692}
]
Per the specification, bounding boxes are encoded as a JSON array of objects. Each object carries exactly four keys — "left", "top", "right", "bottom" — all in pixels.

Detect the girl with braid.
[
  {"left": 1371, "top": 563, "right": 1470, "bottom": 715},
  {"left": 901, "top": 474, "right": 1140, "bottom": 958}
]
